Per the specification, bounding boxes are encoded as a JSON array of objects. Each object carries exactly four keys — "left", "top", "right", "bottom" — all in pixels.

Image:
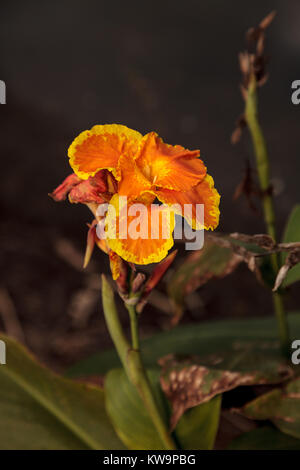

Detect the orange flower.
[
  {"left": 53, "top": 124, "right": 220, "bottom": 266},
  {"left": 104, "top": 193, "right": 176, "bottom": 264}
]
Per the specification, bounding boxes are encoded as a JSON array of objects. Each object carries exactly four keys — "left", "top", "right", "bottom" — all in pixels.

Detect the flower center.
[{"left": 142, "top": 163, "right": 152, "bottom": 181}]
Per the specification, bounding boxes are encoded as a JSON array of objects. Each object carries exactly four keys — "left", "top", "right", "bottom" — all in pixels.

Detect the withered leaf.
[
  {"left": 238, "top": 377, "right": 300, "bottom": 440},
  {"left": 168, "top": 233, "right": 300, "bottom": 322},
  {"left": 160, "top": 344, "right": 293, "bottom": 430},
  {"left": 229, "top": 232, "right": 276, "bottom": 250},
  {"left": 233, "top": 160, "right": 259, "bottom": 212},
  {"left": 231, "top": 114, "right": 247, "bottom": 144},
  {"left": 259, "top": 10, "right": 277, "bottom": 31},
  {"left": 167, "top": 241, "right": 243, "bottom": 323},
  {"left": 233, "top": 11, "right": 276, "bottom": 140},
  {"left": 273, "top": 249, "right": 300, "bottom": 292}
]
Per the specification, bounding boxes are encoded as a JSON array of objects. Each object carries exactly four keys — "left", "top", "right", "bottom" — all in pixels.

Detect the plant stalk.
[
  {"left": 127, "top": 304, "right": 140, "bottom": 351},
  {"left": 245, "top": 75, "right": 290, "bottom": 356},
  {"left": 101, "top": 275, "right": 176, "bottom": 450}
]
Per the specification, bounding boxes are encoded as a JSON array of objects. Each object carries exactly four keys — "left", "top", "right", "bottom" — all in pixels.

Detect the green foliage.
[
  {"left": 0, "top": 334, "right": 222, "bottom": 450},
  {"left": 228, "top": 426, "right": 300, "bottom": 450},
  {"left": 2, "top": 312, "right": 300, "bottom": 449},
  {"left": 105, "top": 368, "right": 221, "bottom": 450},
  {"left": 66, "top": 312, "right": 300, "bottom": 377},
  {"left": 105, "top": 369, "right": 169, "bottom": 450},
  {"left": 175, "top": 396, "right": 221, "bottom": 450},
  {"left": 282, "top": 204, "right": 300, "bottom": 286},
  {"left": 242, "top": 378, "right": 300, "bottom": 440},
  {"left": 0, "top": 334, "right": 124, "bottom": 450}
]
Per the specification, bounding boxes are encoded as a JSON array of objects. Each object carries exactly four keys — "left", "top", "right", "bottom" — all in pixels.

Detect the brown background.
[{"left": 0, "top": 0, "right": 299, "bottom": 370}]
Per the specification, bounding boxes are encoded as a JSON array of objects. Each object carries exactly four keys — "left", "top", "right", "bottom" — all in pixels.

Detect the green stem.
[
  {"left": 100, "top": 276, "right": 131, "bottom": 372},
  {"left": 127, "top": 304, "right": 140, "bottom": 350},
  {"left": 273, "top": 292, "right": 290, "bottom": 357},
  {"left": 245, "top": 75, "right": 290, "bottom": 357},
  {"left": 101, "top": 275, "right": 176, "bottom": 450}
]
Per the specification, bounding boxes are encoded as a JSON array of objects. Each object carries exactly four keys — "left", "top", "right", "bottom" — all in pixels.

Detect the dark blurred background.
[{"left": 0, "top": 0, "right": 299, "bottom": 370}]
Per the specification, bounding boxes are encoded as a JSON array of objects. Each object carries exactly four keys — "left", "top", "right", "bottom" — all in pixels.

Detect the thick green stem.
[
  {"left": 101, "top": 275, "right": 176, "bottom": 450},
  {"left": 245, "top": 76, "right": 290, "bottom": 356},
  {"left": 101, "top": 275, "right": 131, "bottom": 372}
]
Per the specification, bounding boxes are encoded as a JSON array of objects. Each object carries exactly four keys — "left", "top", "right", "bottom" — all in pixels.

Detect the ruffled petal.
[
  {"left": 136, "top": 132, "right": 206, "bottom": 191},
  {"left": 155, "top": 174, "right": 220, "bottom": 230},
  {"left": 69, "top": 171, "right": 107, "bottom": 204},
  {"left": 49, "top": 171, "right": 107, "bottom": 204},
  {"left": 117, "top": 154, "right": 152, "bottom": 201},
  {"left": 68, "top": 124, "right": 143, "bottom": 180},
  {"left": 49, "top": 173, "right": 81, "bottom": 201},
  {"left": 105, "top": 195, "right": 175, "bottom": 264}
]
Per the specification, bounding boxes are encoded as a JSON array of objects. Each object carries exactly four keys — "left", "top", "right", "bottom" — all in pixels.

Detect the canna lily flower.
[{"left": 51, "top": 124, "right": 220, "bottom": 266}]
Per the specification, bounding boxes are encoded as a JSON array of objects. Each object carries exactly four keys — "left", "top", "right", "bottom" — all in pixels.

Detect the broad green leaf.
[
  {"left": 175, "top": 396, "right": 221, "bottom": 450},
  {"left": 0, "top": 334, "right": 125, "bottom": 450},
  {"left": 282, "top": 204, "right": 300, "bottom": 286},
  {"left": 104, "top": 368, "right": 221, "bottom": 450},
  {"left": 66, "top": 312, "right": 300, "bottom": 378},
  {"left": 228, "top": 426, "right": 300, "bottom": 450},
  {"left": 104, "top": 368, "right": 170, "bottom": 450},
  {"left": 241, "top": 378, "right": 300, "bottom": 440},
  {"left": 159, "top": 345, "right": 292, "bottom": 428}
]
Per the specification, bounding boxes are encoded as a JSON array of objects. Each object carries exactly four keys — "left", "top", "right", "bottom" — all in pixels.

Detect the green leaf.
[
  {"left": 66, "top": 312, "right": 300, "bottom": 378},
  {"left": 282, "top": 204, "right": 300, "bottom": 286},
  {"left": 0, "top": 334, "right": 125, "bottom": 450},
  {"left": 241, "top": 378, "right": 300, "bottom": 440},
  {"left": 104, "top": 368, "right": 170, "bottom": 450},
  {"left": 228, "top": 426, "right": 300, "bottom": 450},
  {"left": 175, "top": 396, "right": 221, "bottom": 450},
  {"left": 104, "top": 368, "right": 221, "bottom": 450}
]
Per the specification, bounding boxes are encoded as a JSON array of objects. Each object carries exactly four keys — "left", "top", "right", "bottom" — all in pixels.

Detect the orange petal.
[
  {"left": 117, "top": 154, "right": 152, "bottom": 201},
  {"left": 136, "top": 132, "right": 206, "bottom": 191},
  {"left": 155, "top": 174, "right": 220, "bottom": 230},
  {"left": 105, "top": 195, "right": 175, "bottom": 264},
  {"left": 109, "top": 252, "right": 128, "bottom": 292},
  {"left": 68, "top": 124, "right": 143, "bottom": 180},
  {"left": 109, "top": 251, "right": 122, "bottom": 280}
]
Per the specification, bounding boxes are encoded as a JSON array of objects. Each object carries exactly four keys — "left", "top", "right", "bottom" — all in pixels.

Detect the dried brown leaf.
[
  {"left": 259, "top": 10, "right": 277, "bottom": 31},
  {"left": 160, "top": 349, "right": 292, "bottom": 429},
  {"left": 273, "top": 249, "right": 300, "bottom": 292}
]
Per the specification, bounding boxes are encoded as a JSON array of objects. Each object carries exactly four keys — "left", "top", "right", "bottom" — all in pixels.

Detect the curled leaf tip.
[{"left": 83, "top": 223, "right": 97, "bottom": 269}]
